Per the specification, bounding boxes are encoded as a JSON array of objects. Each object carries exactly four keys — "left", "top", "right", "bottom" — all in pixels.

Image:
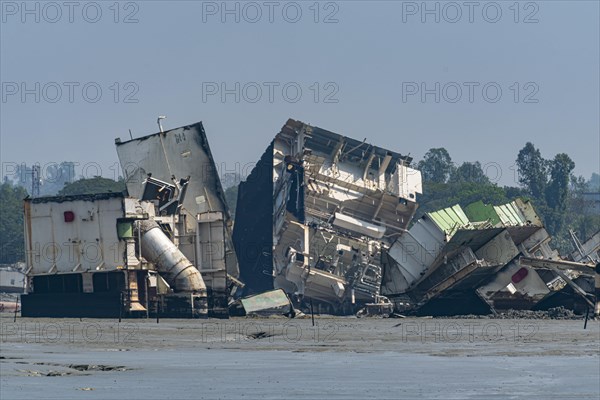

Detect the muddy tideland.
[{"left": 1, "top": 315, "right": 599, "bottom": 399}]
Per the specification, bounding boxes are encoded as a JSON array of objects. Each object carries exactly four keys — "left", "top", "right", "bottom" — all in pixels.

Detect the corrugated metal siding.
[
  {"left": 494, "top": 201, "right": 526, "bottom": 226},
  {"left": 427, "top": 205, "right": 471, "bottom": 237}
]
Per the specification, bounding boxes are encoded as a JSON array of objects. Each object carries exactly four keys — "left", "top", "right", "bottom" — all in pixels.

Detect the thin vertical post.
[{"left": 13, "top": 296, "right": 19, "bottom": 322}]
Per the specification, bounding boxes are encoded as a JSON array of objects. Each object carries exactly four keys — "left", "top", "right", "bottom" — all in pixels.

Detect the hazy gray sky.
[{"left": 1, "top": 1, "right": 599, "bottom": 187}]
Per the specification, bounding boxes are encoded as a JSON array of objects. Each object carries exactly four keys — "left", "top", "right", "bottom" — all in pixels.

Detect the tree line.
[{"left": 415, "top": 144, "right": 599, "bottom": 253}]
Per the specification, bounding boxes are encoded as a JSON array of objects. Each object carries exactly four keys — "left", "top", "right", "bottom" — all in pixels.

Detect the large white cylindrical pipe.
[{"left": 138, "top": 220, "right": 206, "bottom": 293}]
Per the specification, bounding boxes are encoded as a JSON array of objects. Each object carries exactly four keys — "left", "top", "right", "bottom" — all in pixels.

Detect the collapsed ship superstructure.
[
  {"left": 21, "top": 122, "right": 240, "bottom": 318},
  {"left": 381, "top": 199, "right": 598, "bottom": 316},
  {"left": 234, "top": 119, "right": 423, "bottom": 313},
  {"left": 115, "top": 121, "right": 242, "bottom": 316},
  {"left": 234, "top": 119, "right": 598, "bottom": 316}
]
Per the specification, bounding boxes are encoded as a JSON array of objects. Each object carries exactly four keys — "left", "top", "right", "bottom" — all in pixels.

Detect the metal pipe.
[
  {"left": 157, "top": 116, "right": 166, "bottom": 133},
  {"left": 519, "top": 256, "right": 595, "bottom": 275},
  {"left": 138, "top": 220, "right": 207, "bottom": 293}
]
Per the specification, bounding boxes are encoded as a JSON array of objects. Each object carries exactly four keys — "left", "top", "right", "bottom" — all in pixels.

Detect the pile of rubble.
[{"left": 437, "top": 307, "right": 582, "bottom": 320}]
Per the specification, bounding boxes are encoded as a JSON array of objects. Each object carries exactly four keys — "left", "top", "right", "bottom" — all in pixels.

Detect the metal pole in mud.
[
  {"left": 310, "top": 298, "right": 315, "bottom": 327},
  {"left": 595, "top": 263, "right": 600, "bottom": 318},
  {"left": 144, "top": 276, "right": 149, "bottom": 319},
  {"left": 191, "top": 293, "right": 194, "bottom": 318},
  {"left": 156, "top": 298, "right": 160, "bottom": 324},
  {"left": 119, "top": 292, "right": 123, "bottom": 323},
  {"left": 13, "top": 296, "right": 19, "bottom": 322},
  {"left": 584, "top": 307, "right": 589, "bottom": 329}
]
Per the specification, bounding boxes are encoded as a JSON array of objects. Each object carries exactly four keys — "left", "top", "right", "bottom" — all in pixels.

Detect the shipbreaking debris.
[
  {"left": 229, "top": 289, "right": 295, "bottom": 317},
  {"left": 435, "top": 306, "right": 585, "bottom": 320},
  {"left": 18, "top": 117, "right": 599, "bottom": 319},
  {"left": 382, "top": 200, "right": 597, "bottom": 316},
  {"left": 568, "top": 230, "right": 600, "bottom": 263},
  {"left": 21, "top": 122, "right": 241, "bottom": 318},
  {"left": 356, "top": 296, "right": 394, "bottom": 317},
  {"left": 0, "top": 265, "right": 26, "bottom": 293},
  {"left": 115, "top": 121, "right": 242, "bottom": 316},
  {"left": 233, "top": 119, "right": 598, "bottom": 317},
  {"left": 234, "top": 119, "right": 422, "bottom": 314}
]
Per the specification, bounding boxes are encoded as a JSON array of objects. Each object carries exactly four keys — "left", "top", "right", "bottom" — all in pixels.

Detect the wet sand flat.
[{"left": 1, "top": 316, "right": 599, "bottom": 399}]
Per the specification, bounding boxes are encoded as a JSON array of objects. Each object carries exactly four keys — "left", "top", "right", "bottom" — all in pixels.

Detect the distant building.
[
  {"left": 0, "top": 265, "right": 26, "bottom": 293},
  {"left": 3, "top": 162, "right": 76, "bottom": 196}
]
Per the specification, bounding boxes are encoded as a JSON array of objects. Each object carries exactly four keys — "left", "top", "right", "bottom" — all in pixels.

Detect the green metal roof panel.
[
  {"left": 464, "top": 200, "right": 501, "bottom": 226},
  {"left": 427, "top": 204, "right": 471, "bottom": 237},
  {"left": 494, "top": 201, "right": 526, "bottom": 226}
]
